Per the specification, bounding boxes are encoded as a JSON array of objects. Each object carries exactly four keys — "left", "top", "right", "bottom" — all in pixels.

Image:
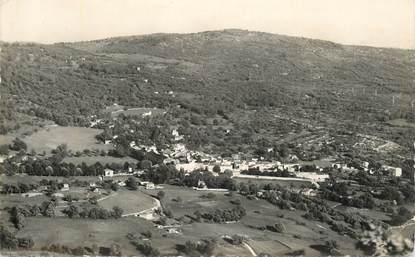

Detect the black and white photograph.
[{"left": 0, "top": 0, "right": 414, "bottom": 256}]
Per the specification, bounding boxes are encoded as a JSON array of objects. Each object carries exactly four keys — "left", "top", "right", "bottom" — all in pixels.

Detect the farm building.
[
  {"left": 61, "top": 183, "right": 70, "bottom": 191},
  {"left": 104, "top": 168, "right": 114, "bottom": 177},
  {"left": 296, "top": 172, "right": 329, "bottom": 182},
  {"left": 381, "top": 165, "right": 402, "bottom": 177},
  {"left": 145, "top": 182, "right": 155, "bottom": 190}
]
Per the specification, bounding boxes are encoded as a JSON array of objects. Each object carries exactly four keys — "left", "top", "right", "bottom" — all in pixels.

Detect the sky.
[{"left": 0, "top": 0, "right": 414, "bottom": 49}]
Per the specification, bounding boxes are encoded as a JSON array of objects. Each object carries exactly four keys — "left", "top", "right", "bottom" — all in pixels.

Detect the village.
[{"left": 0, "top": 23, "right": 414, "bottom": 256}]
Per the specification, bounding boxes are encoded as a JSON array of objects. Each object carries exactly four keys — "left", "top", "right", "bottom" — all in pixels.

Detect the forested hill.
[{"left": 1, "top": 29, "right": 414, "bottom": 131}]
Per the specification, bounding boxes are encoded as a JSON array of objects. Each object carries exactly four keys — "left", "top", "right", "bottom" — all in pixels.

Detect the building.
[
  {"left": 300, "top": 188, "right": 317, "bottom": 197},
  {"left": 104, "top": 168, "right": 114, "bottom": 177},
  {"left": 145, "top": 182, "right": 155, "bottom": 190},
  {"left": 382, "top": 165, "right": 402, "bottom": 177},
  {"left": 296, "top": 172, "right": 329, "bottom": 182},
  {"left": 117, "top": 181, "right": 126, "bottom": 187},
  {"left": 197, "top": 180, "right": 207, "bottom": 189},
  {"left": 61, "top": 183, "right": 70, "bottom": 191}
]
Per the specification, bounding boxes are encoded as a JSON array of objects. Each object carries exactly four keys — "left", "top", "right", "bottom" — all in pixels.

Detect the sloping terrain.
[{"left": 1, "top": 29, "right": 414, "bottom": 148}]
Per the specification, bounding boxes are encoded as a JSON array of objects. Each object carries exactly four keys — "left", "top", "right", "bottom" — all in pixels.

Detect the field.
[
  {"left": 22, "top": 126, "right": 112, "bottom": 153},
  {"left": 104, "top": 105, "right": 165, "bottom": 118},
  {"left": 158, "top": 185, "right": 363, "bottom": 256},
  {"left": 98, "top": 189, "right": 156, "bottom": 215},
  {"left": 232, "top": 177, "right": 312, "bottom": 188},
  {"left": 63, "top": 156, "right": 138, "bottom": 165},
  {"left": 0, "top": 177, "right": 366, "bottom": 256},
  {"left": 0, "top": 174, "right": 101, "bottom": 185},
  {"left": 15, "top": 217, "right": 156, "bottom": 255}
]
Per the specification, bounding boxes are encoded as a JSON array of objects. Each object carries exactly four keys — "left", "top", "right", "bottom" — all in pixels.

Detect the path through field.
[
  {"left": 122, "top": 196, "right": 161, "bottom": 218},
  {"left": 243, "top": 242, "right": 257, "bottom": 257}
]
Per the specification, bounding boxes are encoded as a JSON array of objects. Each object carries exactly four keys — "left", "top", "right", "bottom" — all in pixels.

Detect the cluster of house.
[{"left": 331, "top": 161, "right": 402, "bottom": 177}]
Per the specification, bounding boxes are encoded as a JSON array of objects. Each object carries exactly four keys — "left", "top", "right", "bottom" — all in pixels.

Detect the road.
[{"left": 243, "top": 242, "right": 257, "bottom": 257}]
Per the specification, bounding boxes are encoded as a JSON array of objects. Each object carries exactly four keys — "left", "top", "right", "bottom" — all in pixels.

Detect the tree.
[
  {"left": 133, "top": 240, "right": 159, "bottom": 257},
  {"left": 0, "top": 145, "right": 9, "bottom": 155},
  {"left": 268, "top": 222, "right": 286, "bottom": 233},
  {"left": 14, "top": 213, "right": 26, "bottom": 229},
  {"left": 10, "top": 138, "right": 27, "bottom": 151},
  {"left": 111, "top": 206, "right": 123, "bottom": 219},
  {"left": 325, "top": 240, "right": 340, "bottom": 255},
  {"left": 42, "top": 201, "right": 56, "bottom": 217},
  {"left": 126, "top": 177, "right": 138, "bottom": 190},
  {"left": 0, "top": 227, "right": 18, "bottom": 249},
  {"left": 389, "top": 207, "right": 413, "bottom": 226},
  {"left": 157, "top": 190, "right": 165, "bottom": 199},
  {"left": 64, "top": 204, "right": 80, "bottom": 218},
  {"left": 18, "top": 237, "right": 34, "bottom": 249},
  {"left": 140, "top": 160, "right": 153, "bottom": 170},
  {"left": 212, "top": 165, "right": 221, "bottom": 173}
]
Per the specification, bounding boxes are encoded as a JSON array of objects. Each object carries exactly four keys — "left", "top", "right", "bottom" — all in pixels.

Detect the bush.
[
  {"left": 132, "top": 240, "right": 159, "bottom": 257},
  {"left": 157, "top": 190, "right": 165, "bottom": 199},
  {"left": 17, "top": 237, "right": 34, "bottom": 249},
  {"left": 267, "top": 222, "right": 286, "bottom": 233},
  {"left": 9, "top": 138, "right": 27, "bottom": 151}
]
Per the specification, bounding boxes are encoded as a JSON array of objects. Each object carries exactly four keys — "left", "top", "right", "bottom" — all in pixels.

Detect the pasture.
[
  {"left": 63, "top": 156, "right": 138, "bottom": 165},
  {"left": 23, "top": 126, "right": 112, "bottom": 153},
  {"left": 159, "top": 185, "right": 362, "bottom": 256},
  {"left": 98, "top": 189, "right": 156, "bottom": 215},
  {"left": 15, "top": 217, "right": 156, "bottom": 255}
]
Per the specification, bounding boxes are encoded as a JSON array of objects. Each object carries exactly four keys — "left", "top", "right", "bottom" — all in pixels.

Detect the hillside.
[{"left": 1, "top": 29, "right": 414, "bottom": 150}]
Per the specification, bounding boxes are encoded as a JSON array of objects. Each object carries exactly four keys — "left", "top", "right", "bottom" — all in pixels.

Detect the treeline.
[
  {"left": 9, "top": 200, "right": 57, "bottom": 229},
  {"left": 63, "top": 205, "right": 123, "bottom": 219},
  {"left": 4, "top": 157, "right": 133, "bottom": 177},
  {"left": 41, "top": 243, "right": 122, "bottom": 256},
  {"left": 0, "top": 227, "right": 34, "bottom": 250},
  {"left": 241, "top": 168, "right": 296, "bottom": 177},
  {"left": 200, "top": 206, "right": 246, "bottom": 223}
]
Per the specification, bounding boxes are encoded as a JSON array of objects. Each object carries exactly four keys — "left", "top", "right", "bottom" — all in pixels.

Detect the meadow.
[{"left": 23, "top": 126, "right": 112, "bottom": 153}]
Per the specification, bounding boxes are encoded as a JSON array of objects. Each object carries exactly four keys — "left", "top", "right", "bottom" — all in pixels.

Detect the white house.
[
  {"left": 142, "top": 111, "right": 152, "bottom": 117},
  {"left": 104, "top": 168, "right": 114, "bottom": 177},
  {"left": 61, "top": 183, "right": 70, "bottom": 191},
  {"left": 297, "top": 172, "right": 329, "bottom": 182},
  {"left": 300, "top": 188, "right": 317, "bottom": 197},
  {"left": 145, "top": 183, "right": 155, "bottom": 190},
  {"left": 382, "top": 165, "right": 402, "bottom": 177},
  {"left": 197, "top": 180, "right": 207, "bottom": 189},
  {"left": 0, "top": 155, "right": 7, "bottom": 163}
]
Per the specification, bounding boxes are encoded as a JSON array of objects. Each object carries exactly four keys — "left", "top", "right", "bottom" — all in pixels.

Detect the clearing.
[{"left": 23, "top": 126, "right": 112, "bottom": 153}]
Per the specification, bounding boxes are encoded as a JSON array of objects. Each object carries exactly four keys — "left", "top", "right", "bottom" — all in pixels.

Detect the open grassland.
[
  {"left": 22, "top": 126, "right": 112, "bottom": 153},
  {"left": 0, "top": 194, "right": 50, "bottom": 208},
  {"left": 0, "top": 174, "right": 101, "bottom": 185},
  {"left": 16, "top": 217, "right": 155, "bottom": 255},
  {"left": 2, "top": 181, "right": 367, "bottom": 256},
  {"left": 233, "top": 177, "right": 312, "bottom": 188},
  {"left": 63, "top": 156, "right": 138, "bottom": 165},
  {"left": 98, "top": 189, "right": 156, "bottom": 215},
  {"left": 159, "top": 185, "right": 363, "bottom": 256}
]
